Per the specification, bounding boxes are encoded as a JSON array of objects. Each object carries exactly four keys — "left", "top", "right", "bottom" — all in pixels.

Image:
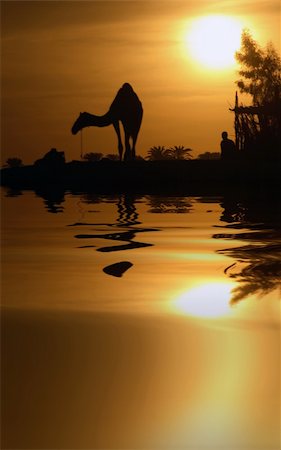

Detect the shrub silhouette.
[
  {"left": 105, "top": 154, "right": 120, "bottom": 161},
  {"left": 5, "top": 157, "right": 23, "bottom": 168},
  {"left": 82, "top": 152, "right": 103, "bottom": 162},
  {"left": 198, "top": 152, "right": 220, "bottom": 160}
]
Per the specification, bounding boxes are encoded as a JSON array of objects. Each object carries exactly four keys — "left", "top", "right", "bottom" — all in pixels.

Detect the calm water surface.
[{"left": 1, "top": 188, "right": 280, "bottom": 449}]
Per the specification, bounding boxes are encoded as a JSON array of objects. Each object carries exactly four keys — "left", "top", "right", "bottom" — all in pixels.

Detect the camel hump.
[
  {"left": 110, "top": 83, "right": 141, "bottom": 113},
  {"left": 117, "top": 83, "right": 135, "bottom": 99},
  {"left": 121, "top": 82, "right": 133, "bottom": 92}
]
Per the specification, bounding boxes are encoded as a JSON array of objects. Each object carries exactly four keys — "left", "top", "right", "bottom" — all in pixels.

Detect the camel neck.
[{"left": 86, "top": 111, "right": 113, "bottom": 127}]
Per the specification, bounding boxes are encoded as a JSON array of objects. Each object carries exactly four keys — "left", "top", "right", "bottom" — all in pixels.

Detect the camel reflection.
[
  {"left": 213, "top": 193, "right": 281, "bottom": 303},
  {"left": 71, "top": 194, "right": 158, "bottom": 253},
  {"left": 74, "top": 228, "right": 155, "bottom": 252},
  {"left": 117, "top": 194, "right": 140, "bottom": 225},
  {"left": 79, "top": 193, "right": 140, "bottom": 225}
]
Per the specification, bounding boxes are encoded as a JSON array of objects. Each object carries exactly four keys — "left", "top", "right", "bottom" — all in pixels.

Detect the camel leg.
[
  {"left": 131, "top": 135, "right": 137, "bottom": 159},
  {"left": 124, "top": 131, "right": 132, "bottom": 161},
  {"left": 113, "top": 121, "right": 123, "bottom": 160},
  {"left": 131, "top": 131, "right": 139, "bottom": 159}
]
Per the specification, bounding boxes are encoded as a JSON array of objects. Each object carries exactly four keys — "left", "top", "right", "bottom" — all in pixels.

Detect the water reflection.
[
  {"left": 4, "top": 188, "right": 23, "bottom": 198},
  {"left": 213, "top": 192, "right": 281, "bottom": 303},
  {"left": 2, "top": 188, "right": 280, "bottom": 450},
  {"left": 69, "top": 194, "right": 159, "bottom": 276},
  {"left": 79, "top": 193, "right": 141, "bottom": 226},
  {"left": 117, "top": 194, "right": 140, "bottom": 225},
  {"left": 103, "top": 261, "right": 133, "bottom": 277},
  {"left": 35, "top": 187, "right": 65, "bottom": 213},
  {"left": 147, "top": 195, "right": 192, "bottom": 214},
  {"left": 215, "top": 228, "right": 281, "bottom": 303},
  {"left": 74, "top": 229, "right": 155, "bottom": 252},
  {"left": 173, "top": 282, "right": 235, "bottom": 318},
  {"left": 4, "top": 186, "right": 281, "bottom": 305},
  {"left": 5, "top": 186, "right": 65, "bottom": 213}
]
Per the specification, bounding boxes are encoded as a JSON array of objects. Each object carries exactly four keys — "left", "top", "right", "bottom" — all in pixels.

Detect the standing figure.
[
  {"left": 220, "top": 131, "right": 237, "bottom": 160},
  {"left": 71, "top": 83, "right": 143, "bottom": 161}
]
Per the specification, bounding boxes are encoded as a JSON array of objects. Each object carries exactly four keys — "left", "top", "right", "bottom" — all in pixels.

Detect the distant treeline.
[{"left": 4, "top": 147, "right": 222, "bottom": 168}]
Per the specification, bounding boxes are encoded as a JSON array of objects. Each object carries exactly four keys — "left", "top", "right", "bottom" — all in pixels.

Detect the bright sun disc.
[
  {"left": 186, "top": 15, "right": 242, "bottom": 69},
  {"left": 173, "top": 282, "right": 234, "bottom": 318}
]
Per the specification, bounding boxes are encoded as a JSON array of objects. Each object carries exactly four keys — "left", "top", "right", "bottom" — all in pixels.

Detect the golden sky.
[{"left": 1, "top": 0, "right": 280, "bottom": 163}]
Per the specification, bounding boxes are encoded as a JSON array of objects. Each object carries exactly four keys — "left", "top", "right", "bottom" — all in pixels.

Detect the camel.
[{"left": 71, "top": 83, "right": 143, "bottom": 161}]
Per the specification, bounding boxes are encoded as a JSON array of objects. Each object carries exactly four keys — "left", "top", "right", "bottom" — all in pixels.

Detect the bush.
[
  {"left": 82, "top": 152, "right": 103, "bottom": 162},
  {"left": 5, "top": 157, "right": 23, "bottom": 168}
]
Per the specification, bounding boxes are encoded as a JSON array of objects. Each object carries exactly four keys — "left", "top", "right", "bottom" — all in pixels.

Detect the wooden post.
[{"left": 234, "top": 91, "right": 239, "bottom": 151}]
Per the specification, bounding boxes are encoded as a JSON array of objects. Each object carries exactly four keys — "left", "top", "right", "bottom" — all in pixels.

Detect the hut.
[{"left": 230, "top": 92, "right": 281, "bottom": 160}]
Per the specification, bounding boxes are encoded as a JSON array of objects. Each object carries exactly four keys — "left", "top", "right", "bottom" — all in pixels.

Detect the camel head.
[{"left": 71, "top": 112, "right": 90, "bottom": 135}]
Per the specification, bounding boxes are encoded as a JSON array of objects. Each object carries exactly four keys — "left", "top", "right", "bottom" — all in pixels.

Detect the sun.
[
  {"left": 186, "top": 15, "right": 243, "bottom": 70},
  {"left": 172, "top": 282, "right": 235, "bottom": 319}
]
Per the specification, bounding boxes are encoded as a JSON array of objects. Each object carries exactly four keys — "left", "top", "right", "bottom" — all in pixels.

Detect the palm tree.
[
  {"left": 146, "top": 146, "right": 171, "bottom": 161},
  {"left": 168, "top": 146, "right": 193, "bottom": 160}
]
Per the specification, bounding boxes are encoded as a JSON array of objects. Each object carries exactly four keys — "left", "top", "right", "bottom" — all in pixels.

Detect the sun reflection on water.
[{"left": 172, "top": 282, "right": 235, "bottom": 319}]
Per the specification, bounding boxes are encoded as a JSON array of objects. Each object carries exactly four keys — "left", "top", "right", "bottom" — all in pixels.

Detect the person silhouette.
[{"left": 220, "top": 131, "right": 237, "bottom": 160}]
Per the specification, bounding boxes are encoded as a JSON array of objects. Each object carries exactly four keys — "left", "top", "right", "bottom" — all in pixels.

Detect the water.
[{"left": 1, "top": 187, "right": 280, "bottom": 449}]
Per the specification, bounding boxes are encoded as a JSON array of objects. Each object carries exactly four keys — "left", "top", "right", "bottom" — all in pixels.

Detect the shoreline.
[{"left": 1, "top": 159, "right": 281, "bottom": 194}]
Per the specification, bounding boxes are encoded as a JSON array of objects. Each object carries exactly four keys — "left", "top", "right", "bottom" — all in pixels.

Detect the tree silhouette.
[
  {"left": 233, "top": 31, "right": 281, "bottom": 158},
  {"left": 146, "top": 146, "right": 171, "bottom": 161},
  {"left": 5, "top": 157, "right": 23, "bottom": 168},
  {"left": 167, "top": 145, "right": 193, "bottom": 160},
  {"left": 235, "top": 30, "right": 281, "bottom": 105}
]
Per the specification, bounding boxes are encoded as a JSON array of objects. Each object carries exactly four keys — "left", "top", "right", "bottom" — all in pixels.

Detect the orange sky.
[{"left": 1, "top": 0, "right": 280, "bottom": 164}]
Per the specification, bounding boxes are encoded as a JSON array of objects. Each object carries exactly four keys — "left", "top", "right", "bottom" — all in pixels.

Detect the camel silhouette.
[{"left": 71, "top": 83, "right": 143, "bottom": 161}]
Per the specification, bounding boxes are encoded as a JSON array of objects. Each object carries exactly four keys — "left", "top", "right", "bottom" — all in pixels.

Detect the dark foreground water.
[{"left": 1, "top": 187, "right": 280, "bottom": 449}]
